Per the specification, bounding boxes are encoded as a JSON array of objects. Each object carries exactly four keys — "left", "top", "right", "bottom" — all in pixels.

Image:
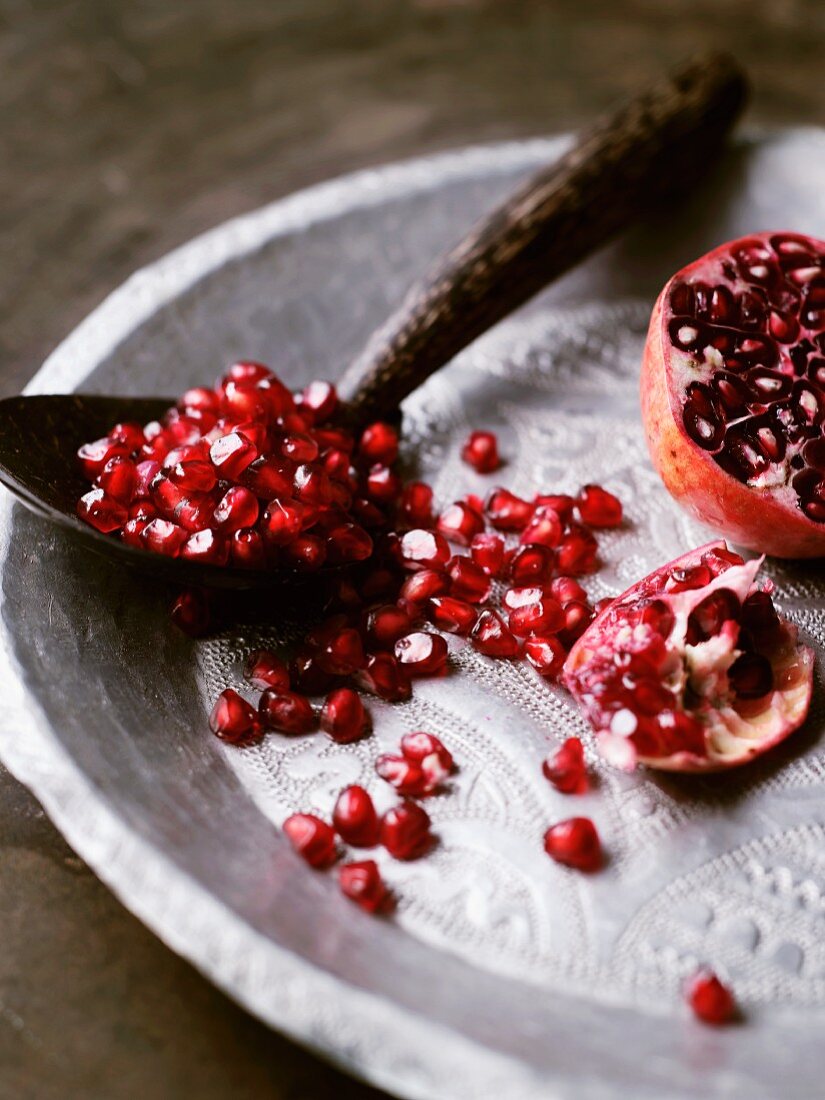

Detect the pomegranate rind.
[
  {"left": 641, "top": 232, "right": 825, "bottom": 558},
  {"left": 563, "top": 541, "right": 814, "bottom": 772}
]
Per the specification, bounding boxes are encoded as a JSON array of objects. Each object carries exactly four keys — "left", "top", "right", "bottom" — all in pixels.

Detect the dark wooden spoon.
[{"left": 0, "top": 53, "right": 747, "bottom": 590}]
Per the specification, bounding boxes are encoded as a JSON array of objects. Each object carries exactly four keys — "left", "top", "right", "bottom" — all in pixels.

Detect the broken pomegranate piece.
[
  {"left": 563, "top": 540, "right": 814, "bottom": 772},
  {"left": 642, "top": 231, "right": 825, "bottom": 556}
]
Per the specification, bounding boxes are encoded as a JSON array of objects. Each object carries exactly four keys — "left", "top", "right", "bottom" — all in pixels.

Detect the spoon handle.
[{"left": 337, "top": 51, "right": 747, "bottom": 423}]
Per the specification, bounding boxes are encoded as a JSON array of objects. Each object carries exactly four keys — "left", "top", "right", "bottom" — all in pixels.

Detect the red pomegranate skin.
[{"left": 641, "top": 232, "right": 825, "bottom": 558}]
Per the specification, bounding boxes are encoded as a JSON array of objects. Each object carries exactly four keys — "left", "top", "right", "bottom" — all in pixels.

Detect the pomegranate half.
[
  {"left": 562, "top": 541, "right": 813, "bottom": 772},
  {"left": 641, "top": 231, "right": 825, "bottom": 556}
]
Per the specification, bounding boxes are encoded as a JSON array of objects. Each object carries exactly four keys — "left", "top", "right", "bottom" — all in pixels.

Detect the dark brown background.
[{"left": 1, "top": 2, "right": 823, "bottom": 1097}]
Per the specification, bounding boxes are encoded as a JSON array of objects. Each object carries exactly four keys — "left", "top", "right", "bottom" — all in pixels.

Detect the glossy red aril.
[
  {"left": 556, "top": 525, "right": 598, "bottom": 574},
  {"left": 535, "top": 493, "right": 575, "bottom": 522},
  {"left": 544, "top": 817, "right": 602, "bottom": 871},
  {"left": 110, "top": 420, "right": 147, "bottom": 450},
  {"left": 170, "top": 589, "right": 210, "bottom": 636},
  {"left": 398, "top": 481, "right": 434, "bottom": 528},
  {"left": 355, "top": 653, "right": 412, "bottom": 702},
  {"left": 461, "top": 430, "right": 500, "bottom": 473},
  {"left": 366, "top": 464, "right": 403, "bottom": 504},
  {"left": 508, "top": 544, "right": 555, "bottom": 586},
  {"left": 283, "top": 813, "right": 337, "bottom": 868},
  {"left": 316, "top": 627, "right": 366, "bottom": 675},
  {"left": 258, "top": 689, "right": 317, "bottom": 734},
  {"left": 400, "top": 568, "right": 450, "bottom": 606},
  {"left": 508, "top": 597, "right": 564, "bottom": 637},
  {"left": 576, "top": 484, "right": 623, "bottom": 527},
  {"left": 339, "top": 860, "right": 390, "bottom": 913},
  {"left": 231, "top": 527, "right": 267, "bottom": 569},
  {"left": 321, "top": 687, "right": 371, "bottom": 743},
  {"left": 399, "top": 528, "right": 451, "bottom": 571},
  {"left": 401, "top": 731, "right": 454, "bottom": 784},
  {"left": 685, "top": 970, "right": 736, "bottom": 1025},
  {"left": 447, "top": 557, "right": 491, "bottom": 603},
  {"left": 359, "top": 421, "right": 399, "bottom": 464},
  {"left": 213, "top": 486, "right": 259, "bottom": 532},
  {"left": 394, "top": 631, "right": 449, "bottom": 677},
  {"left": 642, "top": 232, "right": 825, "bottom": 556},
  {"left": 209, "top": 431, "right": 257, "bottom": 479},
  {"left": 427, "top": 596, "right": 477, "bottom": 636},
  {"left": 209, "top": 688, "right": 262, "bottom": 746},
  {"left": 550, "top": 576, "right": 588, "bottom": 605},
  {"left": 380, "top": 801, "right": 433, "bottom": 859},
  {"left": 470, "top": 532, "right": 505, "bottom": 576},
  {"left": 181, "top": 528, "right": 230, "bottom": 565},
  {"left": 543, "top": 737, "right": 587, "bottom": 793},
  {"left": 97, "top": 456, "right": 138, "bottom": 503},
  {"left": 332, "top": 785, "right": 380, "bottom": 846},
  {"left": 503, "top": 585, "right": 547, "bottom": 610},
  {"left": 244, "top": 648, "right": 290, "bottom": 691},
  {"left": 77, "top": 489, "right": 128, "bottom": 533},
  {"left": 558, "top": 600, "right": 594, "bottom": 647},
  {"left": 520, "top": 506, "right": 563, "bottom": 548},
  {"left": 78, "top": 437, "right": 130, "bottom": 480},
  {"left": 485, "top": 487, "right": 533, "bottom": 530},
  {"left": 471, "top": 610, "right": 521, "bottom": 658},
  {"left": 524, "top": 635, "right": 567, "bottom": 678},
  {"left": 325, "top": 523, "right": 373, "bottom": 564},
  {"left": 365, "top": 604, "right": 413, "bottom": 648},
  {"left": 300, "top": 379, "right": 338, "bottom": 423},
  {"left": 437, "top": 502, "right": 485, "bottom": 546},
  {"left": 242, "top": 455, "right": 293, "bottom": 499},
  {"left": 375, "top": 754, "right": 435, "bottom": 797},
  {"left": 260, "top": 498, "right": 304, "bottom": 545},
  {"left": 140, "top": 517, "right": 188, "bottom": 556},
  {"left": 563, "top": 540, "right": 814, "bottom": 772}
]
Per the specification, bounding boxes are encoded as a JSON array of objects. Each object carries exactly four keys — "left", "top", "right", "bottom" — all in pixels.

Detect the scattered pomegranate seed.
[
  {"left": 316, "top": 627, "right": 366, "bottom": 675},
  {"left": 461, "top": 430, "right": 500, "bottom": 473},
  {"left": 355, "top": 653, "right": 412, "bottom": 702},
  {"left": 77, "top": 488, "right": 128, "bottom": 533},
  {"left": 400, "top": 528, "right": 451, "bottom": 571},
  {"left": 558, "top": 600, "right": 594, "bottom": 646},
  {"left": 485, "top": 487, "right": 533, "bottom": 530},
  {"left": 366, "top": 464, "right": 403, "bottom": 504},
  {"left": 535, "top": 493, "right": 575, "bottom": 521},
  {"left": 401, "top": 731, "right": 454, "bottom": 784},
  {"left": 556, "top": 524, "right": 599, "bottom": 574},
  {"left": 471, "top": 610, "right": 522, "bottom": 658},
  {"left": 209, "top": 431, "right": 257, "bottom": 479},
  {"left": 320, "top": 687, "right": 371, "bottom": 743},
  {"left": 97, "top": 455, "right": 138, "bottom": 503},
  {"left": 231, "top": 527, "right": 267, "bottom": 569},
  {"left": 339, "top": 860, "right": 391, "bottom": 913},
  {"left": 550, "top": 576, "right": 588, "bottom": 605},
  {"left": 375, "top": 754, "right": 435, "bottom": 797},
  {"left": 258, "top": 689, "right": 317, "bottom": 734},
  {"left": 381, "top": 801, "right": 433, "bottom": 860},
  {"left": 508, "top": 544, "right": 556, "bottom": 585},
  {"left": 447, "top": 557, "right": 491, "bottom": 603},
  {"left": 685, "top": 970, "right": 736, "bottom": 1025},
  {"left": 398, "top": 481, "right": 434, "bottom": 527},
  {"left": 503, "top": 585, "right": 547, "bottom": 610},
  {"left": 78, "top": 437, "right": 130, "bottom": 480},
  {"left": 520, "top": 506, "right": 563, "bottom": 548},
  {"left": 290, "top": 648, "right": 337, "bottom": 695},
  {"left": 181, "top": 528, "right": 230, "bottom": 566},
  {"left": 283, "top": 813, "right": 337, "bottom": 868},
  {"left": 170, "top": 589, "right": 210, "bottom": 636},
  {"left": 394, "top": 631, "right": 449, "bottom": 677},
  {"left": 209, "top": 689, "right": 262, "bottom": 746},
  {"left": 508, "top": 597, "right": 564, "bottom": 637},
  {"left": 400, "top": 568, "right": 450, "bottom": 606},
  {"left": 213, "top": 486, "right": 259, "bottom": 532},
  {"left": 359, "top": 421, "right": 399, "bottom": 464},
  {"left": 300, "top": 380, "right": 338, "bottom": 423},
  {"left": 577, "top": 484, "right": 623, "bottom": 527},
  {"left": 243, "top": 648, "right": 290, "bottom": 691},
  {"left": 543, "top": 817, "right": 602, "bottom": 871},
  {"left": 437, "top": 501, "right": 485, "bottom": 546},
  {"left": 427, "top": 595, "right": 477, "bottom": 636},
  {"left": 524, "top": 635, "right": 566, "bottom": 678},
  {"left": 140, "top": 517, "right": 188, "bottom": 556},
  {"left": 332, "top": 785, "right": 380, "bottom": 846},
  {"left": 470, "top": 532, "right": 505, "bottom": 576},
  {"left": 325, "top": 522, "right": 373, "bottom": 564},
  {"left": 543, "top": 738, "right": 587, "bottom": 793}
]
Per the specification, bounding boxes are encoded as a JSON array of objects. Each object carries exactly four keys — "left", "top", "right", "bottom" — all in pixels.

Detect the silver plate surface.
[{"left": 2, "top": 132, "right": 825, "bottom": 1099}]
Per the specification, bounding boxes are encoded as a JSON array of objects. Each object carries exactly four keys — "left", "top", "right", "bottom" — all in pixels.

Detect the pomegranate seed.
[
  {"left": 97, "top": 455, "right": 138, "bottom": 503},
  {"left": 400, "top": 569, "right": 450, "bottom": 606},
  {"left": 181, "top": 528, "right": 230, "bottom": 566},
  {"left": 485, "top": 487, "right": 533, "bottom": 530},
  {"left": 461, "top": 430, "right": 500, "bottom": 473},
  {"left": 366, "top": 604, "right": 413, "bottom": 648},
  {"left": 558, "top": 600, "right": 595, "bottom": 646},
  {"left": 317, "top": 628, "right": 366, "bottom": 675},
  {"left": 359, "top": 421, "right": 399, "bottom": 464},
  {"left": 350, "top": 496, "right": 385, "bottom": 529},
  {"left": 140, "top": 518, "right": 188, "bottom": 556},
  {"left": 534, "top": 493, "right": 575, "bottom": 521},
  {"left": 401, "top": 731, "right": 454, "bottom": 783},
  {"left": 381, "top": 801, "right": 433, "bottom": 860},
  {"left": 508, "top": 597, "right": 564, "bottom": 636},
  {"left": 332, "top": 785, "right": 380, "bottom": 846},
  {"left": 231, "top": 527, "right": 267, "bottom": 569},
  {"left": 290, "top": 648, "right": 337, "bottom": 695},
  {"left": 427, "top": 595, "right": 477, "bottom": 635},
  {"left": 556, "top": 525, "right": 598, "bottom": 574},
  {"left": 502, "top": 585, "right": 545, "bottom": 610},
  {"left": 520, "top": 506, "right": 563, "bottom": 548},
  {"left": 375, "top": 754, "right": 435, "bottom": 797},
  {"left": 77, "top": 488, "right": 128, "bottom": 533},
  {"left": 244, "top": 648, "right": 289, "bottom": 691},
  {"left": 78, "top": 437, "right": 129, "bottom": 480},
  {"left": 543, "top": 817, "right": 602, "bottom": 871},
  {"left": 209, "top": 431, "right": 257, "bottom": 479},
  {"left": 508, "top": 544, "right": 555, "bottom": 585},
  {"left": 470, "top": 532, "right": 505, "bottom": 576},
  {"left": 339, "top": 860, "right": 391, "bottom": 913},
  {"left": 593, "top": 597, "right": 614, "bottom": 615},
  {"left": 543, "top": 738, "right": 587, "bottom": 793},
  {"left": 260, "top": 498, "right": 305, "bottom": 546},
  {"left": 170, "top": 589, "right": 210, "bottom": 636},
  {"left": 209, "top": 688, "right": 262, "bottom": 746},
  {"left": 576, "top": 484, "right": 623, "bottom": 527},
  {"left": 279, "top": 432, "right": 319, "bottom": 464},
  {"left": 400, "top": 528, "right": 451, "bottom": 571},
  {"left": 300, "top": 379, "right": 338, "bottom": 423},
  {"left": 135, "top": 459, "right": 161, "bottom": 496},
  {"left": 665, "top": 563, "right": 712, "bottom": 593},
  {"left": 437, "top": 502, "right": 485, "bottom": 546},
  {"left": 259, "top": 689, "right": 317, "bottom": 734},
  {"left": 282, "top": 533, "right": 327, "bottom": 571},
  {"left": 550, "top": 576, "right": 588, "bottom": 605},
  {"left": 213, "top": 486, "right": 259, "bottom": 532},
  {"left": 109, "top": 421, "right": 147, "bottom": 451},
  {"left": 179, "top": 387, "right": 220, "bottom": 417},
  {"left": 366, "top": 464, "right": 402, "bottom": 503},
  {"left": 398, "top": 481, "right": 434, "bottom": 527},
  {"left": 325, "top": 523, "right": 373, "bottom": 563},
  {"left": 121, "top": 518, "right": 149, "bottom": 547},
  {"left": 321, "top": 687, "right": 371, "bottom": 743},
  {"left": 685, "top": 970, "right": 736, "bottom": 1025},
  {"left": 524, "top": 635, "right": 566, "bottom": 678},
  {"left": 283, "top": 813, "right": 337, "bottom": 868},
  {"left": 394, "top": 631, "right": 449, "bottom": 677},
  {"left": 471, "top": 610, "right": 521, "bottom": 658},
  {"left": 292, "top": 463, "right": 333, "bottom": 506},
  {"left": 355, "top": 653, "right": 412, "bottom": 702},
  {"left": 447, "top": 557, "right": 491, "bottom": 603},
  {"left": 242, "top": 455, "right": 294, "bottom": 499}
]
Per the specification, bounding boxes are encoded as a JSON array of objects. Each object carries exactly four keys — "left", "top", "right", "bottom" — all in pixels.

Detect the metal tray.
[{"left": 3, "top": 131, "right": 825, "bottom": 1099}]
